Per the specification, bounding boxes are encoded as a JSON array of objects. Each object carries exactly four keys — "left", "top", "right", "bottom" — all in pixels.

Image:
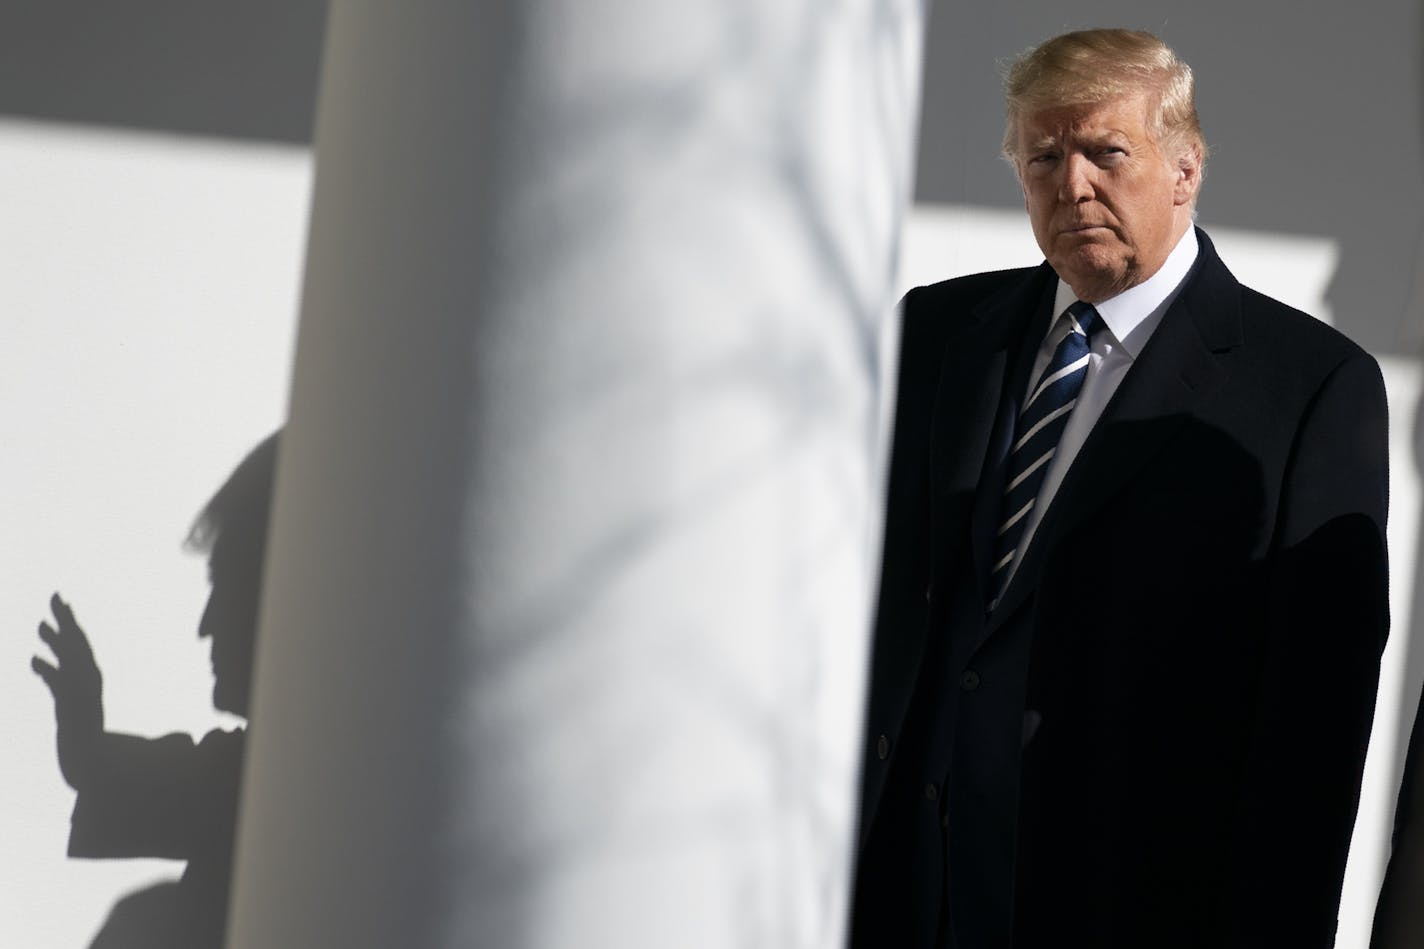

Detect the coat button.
[
  {"left": 876, "top": 734, "right": 891, "bottom": 760},
  {"left": 924, "top": 783, "right": 938, "bottom": 801},
  {"left": 960, "top": 670, "right": 981, "bottom": 691}
]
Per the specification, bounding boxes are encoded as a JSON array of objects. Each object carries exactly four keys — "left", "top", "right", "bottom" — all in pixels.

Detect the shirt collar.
[{"left": 1051, "top": 226, "right": 1199, "bottom": 359}]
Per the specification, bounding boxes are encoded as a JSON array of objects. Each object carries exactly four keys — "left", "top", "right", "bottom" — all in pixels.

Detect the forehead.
[{"left": 1016, "top": 93, "right": 1153, "bottom": 145}]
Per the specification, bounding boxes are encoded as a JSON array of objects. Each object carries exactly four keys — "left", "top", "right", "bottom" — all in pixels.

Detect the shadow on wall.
[
  {"left": 0, "top": 1, "right": 327, "bottom": 144},
  {"left": 30, "top": 434, "right": 278, "bottom": 949}
]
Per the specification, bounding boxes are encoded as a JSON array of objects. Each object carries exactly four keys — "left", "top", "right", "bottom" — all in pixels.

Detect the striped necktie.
[{"left": 989, "top": 300, "right": 1101, "bottom": 610}]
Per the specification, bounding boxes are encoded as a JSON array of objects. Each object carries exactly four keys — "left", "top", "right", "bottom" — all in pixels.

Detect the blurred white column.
[{"left": 227, "top": 2, "right": 926, "bottom": 947}]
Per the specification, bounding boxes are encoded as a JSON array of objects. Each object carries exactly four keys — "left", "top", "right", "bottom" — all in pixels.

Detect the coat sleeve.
[
  {"left": 68, "top": 728, "right": 245, "bottom": 863},
  {"left": 1227, "top": 349, "right": 1390, "bottom": 946}
]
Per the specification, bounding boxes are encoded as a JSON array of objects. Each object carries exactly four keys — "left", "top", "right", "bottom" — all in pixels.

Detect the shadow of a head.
[{"left": 185, "top": 432, "right": 279, "bottom": 719}]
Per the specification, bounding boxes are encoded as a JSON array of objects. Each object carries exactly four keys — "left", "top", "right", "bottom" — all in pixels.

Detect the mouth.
[{"left": 1062, "top": 223, "right": 1110, "bottom": 235}]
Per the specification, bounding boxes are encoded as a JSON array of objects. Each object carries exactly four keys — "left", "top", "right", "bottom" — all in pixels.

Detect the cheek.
[{"left": 1025, "top": 191, "right": 1055, "bottom": 225}]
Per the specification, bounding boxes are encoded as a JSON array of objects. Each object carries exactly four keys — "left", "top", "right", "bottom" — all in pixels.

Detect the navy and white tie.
[{"left": 988, "top": 300, "right": 1101, "bottom": 610}]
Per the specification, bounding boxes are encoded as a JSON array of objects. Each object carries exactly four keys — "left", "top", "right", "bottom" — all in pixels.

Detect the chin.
[
  {"left": 1058, "top": 251, "right": 1127, "bottom": 288},
  {"left": 213, "top": 684, "right": 251, "bottom": 719}
]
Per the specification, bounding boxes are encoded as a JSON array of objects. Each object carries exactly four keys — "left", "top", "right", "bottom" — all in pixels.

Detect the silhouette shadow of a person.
[{"left": 31, "top": 433, "right": 278, "bottom": 949}]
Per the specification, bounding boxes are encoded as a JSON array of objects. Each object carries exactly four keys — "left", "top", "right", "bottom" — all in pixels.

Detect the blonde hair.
[{"left": 1001, "top": 29, "right": 1207, "bottom": 174}]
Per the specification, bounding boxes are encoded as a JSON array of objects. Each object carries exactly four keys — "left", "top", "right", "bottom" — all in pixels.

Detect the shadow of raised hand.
[{"left": 32, "top": 592, "right": 105, "bottom": 791}]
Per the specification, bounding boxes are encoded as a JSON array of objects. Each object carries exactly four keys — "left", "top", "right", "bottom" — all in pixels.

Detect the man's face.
[
  {"left": 199, "top": 543, "right": 261, "bottom": 718},
  {"left": 1016, "top": 92, "right": 1199, "bottom": 302}
]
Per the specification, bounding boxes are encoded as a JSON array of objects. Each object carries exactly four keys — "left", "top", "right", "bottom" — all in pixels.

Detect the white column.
[{"left": 227, "top": 3, "right": 926, "bottom": 947}]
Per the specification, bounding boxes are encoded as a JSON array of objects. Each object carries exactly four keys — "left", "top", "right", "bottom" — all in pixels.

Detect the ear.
[{"left": 1172, "top": 143, "right": 1203, "bottom": 206}]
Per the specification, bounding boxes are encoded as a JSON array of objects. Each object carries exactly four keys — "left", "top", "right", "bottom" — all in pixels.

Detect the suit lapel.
[
  {"left": 961, "top": 273, "right": 1058, "bottom": 607},
  {"left": 924, "top": 267, "right": 1056, "bottom": 607},
  {"left": 932, "top": 271, "right": 1051, "bottom": 489},
  {"left": 986, "top": 229, "right": 1244, "bottom": 633}
]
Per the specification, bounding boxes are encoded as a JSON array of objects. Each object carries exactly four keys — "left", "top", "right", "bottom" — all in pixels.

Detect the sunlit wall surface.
[{"left": 0, "top": 119, "right": 308, "bottom": 948}]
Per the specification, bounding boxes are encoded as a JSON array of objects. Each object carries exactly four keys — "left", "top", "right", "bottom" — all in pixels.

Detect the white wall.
[{"left": 0, "top": 118, "right": 309, "bottom": 948}]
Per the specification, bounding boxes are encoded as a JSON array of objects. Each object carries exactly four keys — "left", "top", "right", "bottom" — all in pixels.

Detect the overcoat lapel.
[
  {"left": 985, "top": 230, "right": 1244, "bottom": 635},
  {"left": 931, "top": 271, "right": 1049, "bottom": 495},
  {"left": 929, "top": 266, "right": 1057, "bottom": 611}
]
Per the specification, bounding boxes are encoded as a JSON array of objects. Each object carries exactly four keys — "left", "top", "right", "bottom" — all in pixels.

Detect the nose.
[{"left": 1058, "top": 153, "right": 1094, "bottom": 204}]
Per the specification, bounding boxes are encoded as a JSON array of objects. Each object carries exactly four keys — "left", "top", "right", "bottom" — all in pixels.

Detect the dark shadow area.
[
  {"left": 30, "top": 433, "right": 279, "bottom": 949},
  {"left": 0, "top": 2, "right": 327, "bottom": 144},
  {"left": 860, "top": 410, "right": 1389, "bottom": 945},
  {"left": 858, "top": 401, "right": 1389, "bottom": 946},
  {"left": 913, "top": 1, "right": 1424, "bottom": 356},
  {"left": 1019, "top": 445, "right": 1385, "bottom": 947}
]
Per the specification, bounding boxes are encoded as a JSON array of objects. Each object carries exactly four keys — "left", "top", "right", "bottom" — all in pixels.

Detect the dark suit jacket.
[{"left": 852, "top": 229, "right": 1389, "bottom": 948}]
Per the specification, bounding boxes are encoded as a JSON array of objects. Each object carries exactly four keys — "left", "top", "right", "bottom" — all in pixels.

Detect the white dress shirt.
[{"left": 1001, "top": 226, "right": 1200, "bottom": 587}]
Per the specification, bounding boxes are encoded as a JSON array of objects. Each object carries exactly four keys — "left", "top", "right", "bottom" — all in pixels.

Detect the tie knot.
[{"left": 1065, "top": 300, "right": 1100, "bottom": 339}]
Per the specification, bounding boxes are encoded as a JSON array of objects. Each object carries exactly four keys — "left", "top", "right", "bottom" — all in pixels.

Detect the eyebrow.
[
  {"left": 1025, "top": 129, "right": 1131, "bottom": 154},
  {"left": 1082, "top": 129, "right": 1131, "bottom": 146}
]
